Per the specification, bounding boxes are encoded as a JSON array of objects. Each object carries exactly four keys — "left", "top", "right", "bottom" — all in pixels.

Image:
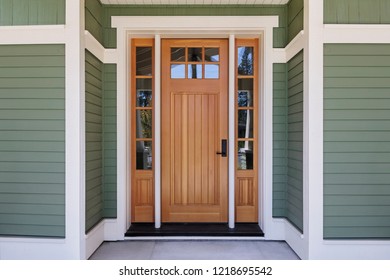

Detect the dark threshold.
[{"left": 125, "top": 223, "right": 264, "bottom": 237}]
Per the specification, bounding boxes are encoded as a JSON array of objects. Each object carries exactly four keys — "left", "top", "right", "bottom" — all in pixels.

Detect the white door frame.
[{"left": 112, "top": 16, "right": 280, "bottom": 238}]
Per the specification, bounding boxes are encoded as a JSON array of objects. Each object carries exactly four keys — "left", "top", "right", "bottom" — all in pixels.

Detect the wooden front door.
[{"left": 161, "top": 39, "right": 228, "bottom": 222}]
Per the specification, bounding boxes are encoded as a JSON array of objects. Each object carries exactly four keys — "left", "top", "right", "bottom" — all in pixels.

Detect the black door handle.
[{"left": 216, "top": 139, "right": 227, "bottom": 157}]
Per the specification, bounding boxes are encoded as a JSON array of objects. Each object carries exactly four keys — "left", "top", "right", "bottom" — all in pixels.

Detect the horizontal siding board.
[
  {"left": 324, "top": 67, "right": 390, "bottom": 78},
  {"left": 0, "top": 183, "right": 64, "bottom": 195},
  {"left": 0, "top": 224, "right": 64, "bottom": 237},
  {"left": 324, "top": 43, "right": 390, "bottom": 239},
  {"left": 325, "top": 120, "right": 390, "bottom": 131},
  {"left": 324, "top": 0, "right": 390, "bottom": 24},
  {"left": 324, "top": 152, "right": 390, "bottom": 163},
  {"left": 273, "top": 63, "right": 287, "bottom": 218},
  {"left": 85, "top": 51, "right": 104, "bottom": 232},
  {"left": 285, "top": 51, "right": 304, "bottom": 232},
  {"left": 103, "top": 64, "right": 117, "bottom": 218},
  {"left": 324, "top": 88, "right": 390, "bottom": 99},
  {"left": 0, "top": 44, "right": 65, "bottom": 238},
  {"left": 325, "top": 227, "right": 390, "bottom": 239},
  {"left": 324, "top": 56, "right": 390, "bottom": 67},
  {"left": 0, "top": 213, "right": 64, "bottom": 226},
  {"left": 324, "top": 185, "right": 390, "bottom": 196},
  {"left": 0, "top": 0, "right": 65, "bottom": 26},
  {"left": 324, "top": 163, "right": 390, "bottom": 174},
  {"left": 0, "top": 193, "right": 64, "bottom": 205},
  {"left": 0, "top": 203, "right": 64, "bottom": 215}
]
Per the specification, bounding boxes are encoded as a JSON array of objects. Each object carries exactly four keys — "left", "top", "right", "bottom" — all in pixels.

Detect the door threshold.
[{"left": 125, "top": 223, "right": 264, "bottom": 237}]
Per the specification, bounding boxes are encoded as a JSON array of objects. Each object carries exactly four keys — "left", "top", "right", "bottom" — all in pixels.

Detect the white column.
[
  {"left": 304, "top": 0, "right": 324, "bottom": 259},
  {"left": 116, "top": 27, "right": 128, "bottom": 238},
  {"left": 65, "top": 0, "right": 86, "bottom": 259},
  {"left": 154, "top": 34, "right": 162, "bottom": 229},
  {"left": 228, "top": 34, "right": 235, "bottom": 229}
]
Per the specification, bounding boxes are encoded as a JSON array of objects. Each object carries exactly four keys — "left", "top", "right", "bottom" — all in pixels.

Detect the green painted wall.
[
  {"left": 273, "top": 63, "right": 288, "bottom": 217},
  {"left": 0, "top": 0, "right": 65, "bottom": 26},
  {"left": 102, "top": 5, "right": 288, "bottom": 48},
  {"left": 324, "top": 44, "right": 390, "bottom": 239},
  {"left": 272, "top": 51, "right": 304, "bottom": 232},
  {"left": 286, "top": 50, "right": 304, "bottom": 232},
  {"left": 324, "top": 0, "right": 390, "bottom": 24},
  {"left": 0, "top": 44, "right": 65, "bottom": 237},
  {"left": 287, "top": 0, "right": 304, "bottom": 43},
  {"left": 85, "top": 0, "right": 104, "bottom": 46},
  {"left": 103, "top": 64, "right": 117, "bottom": 218},
  {"left": 85, "top": 50, "right": 104, "bottom": 232}
]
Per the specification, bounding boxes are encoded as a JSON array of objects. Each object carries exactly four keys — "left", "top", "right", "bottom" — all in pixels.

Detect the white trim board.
[
  {"left": 85, "top": 31, "right": 118, "bottom": 63},
  {"left": 273, "top": 30, "right": 305, "bottom": 63},
  {"left": 0, "top": 25, "right": 66, "bottom": 44},
  {"left": 324, "top": 24, "right": 390, "bottom": 44},
  {"left": 112, "top": 16, "right": 279, "bottom": 31}
]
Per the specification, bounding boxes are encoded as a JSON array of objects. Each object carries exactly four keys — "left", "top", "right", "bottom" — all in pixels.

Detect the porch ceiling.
[{"left": 100, "top": 0, "right": 289, "bottom": 5}]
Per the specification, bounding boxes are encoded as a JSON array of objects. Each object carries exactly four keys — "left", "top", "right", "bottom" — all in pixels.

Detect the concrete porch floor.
[{"left": 89, "top": 240, "right": 300, "bottom": 260}]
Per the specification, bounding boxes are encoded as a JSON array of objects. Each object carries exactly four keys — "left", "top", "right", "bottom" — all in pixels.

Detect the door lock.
[{"left": 216, "top": 139, "right": 227, "bottom": 157}]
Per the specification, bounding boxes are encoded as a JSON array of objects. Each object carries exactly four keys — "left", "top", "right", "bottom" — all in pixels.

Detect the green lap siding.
[
  {"left": 287, "top": 0, "right": 304, "bottom": 44},
  {"left": 85, "top": 50, "right": 104, "bottom": 232},
  {"left": 273, "top": 63, "right": 288, "bottom": 217},
  {"left": 0, "top": 0, "right": 65, "bottom": 26},
  {"left": 0, "top": 44, "right": 65, "bottom": 238},
  {"left": 324, "top": 0, "right": 390, "bottom": 24},
  {"left": 85, "top": 0, "right": 104, "bottom": 46},
  {"left": 103, "top": 64, "right": 117, "bottom": 218},
  {"left": 324, "top": 44, "right": 390, "bottom": 239},
  {"left": 272, "top": 52, "right": 304, "bottom": 232},
  {"left": 286, "top": 50, "right": 304, "bottom": 232}
]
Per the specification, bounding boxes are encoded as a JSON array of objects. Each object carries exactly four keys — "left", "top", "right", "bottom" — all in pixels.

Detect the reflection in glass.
[
  {"left": 188, "top": 64, "right": 202, "bottom": 79},
  {"left": 238, "top": 110, "right": 253, "bottom": 138},
  {"left": 136, "top": 141, "right": 152, "bottom": 170},
  {"left": 136, "top": 47, "right": 152, "bottom": 76},
  {"left": 136, "top": 79, "right": 152, "bottom": 107},
  {"left": 237, "top": 141, "right": 253, "bottom": 170},
  {"left": 205, "top": 48, "right": 219, "bottom": 62},
  {"left": 238, "top": 91, "right": 253, "bottom": 107},
  {"left": 237, "top": 47, "right": 253, "bottom": 76},
  {"left": 205, "top": 64, "right": 219, "bottom": 79},
  {"left": 171, "top": 48, "right": 185, "bottom": 62},
  {"left": 171, "top": 64, "right": 185, "bottom": 79},
  {"left": 136, "top": 110, "right": 152, "bottom": 138},
  {"left": 188, "top": 48, "right": 202, "bottom": 62}
]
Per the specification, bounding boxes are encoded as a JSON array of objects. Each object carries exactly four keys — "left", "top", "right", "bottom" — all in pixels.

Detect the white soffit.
[{"left": 100, "top": 0, "right": 289, "bottom": 5}]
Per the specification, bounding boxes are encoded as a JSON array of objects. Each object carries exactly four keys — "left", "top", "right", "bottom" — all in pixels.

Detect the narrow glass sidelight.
[
  {"left": 235, "top": 39, "right": 258, "bottom": 222},
  {"left": 131, "top": 39, "right": 154, "bottom": 222}
]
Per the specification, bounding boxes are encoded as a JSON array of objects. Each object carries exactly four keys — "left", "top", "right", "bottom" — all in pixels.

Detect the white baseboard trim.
[
  {"left": 284, "top": 220, "right": 306, "bottom": 260},
  {"left": 85, "top": 220, "right": 105, "bottom": 259},
  {"left": 0, "top": 237, "right": 69, "bottom": 260}
]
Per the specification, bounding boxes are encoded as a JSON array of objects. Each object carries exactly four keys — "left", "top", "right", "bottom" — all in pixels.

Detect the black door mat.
[{"left": 125, "top": 223, "right": 264, "bottom": 237}]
